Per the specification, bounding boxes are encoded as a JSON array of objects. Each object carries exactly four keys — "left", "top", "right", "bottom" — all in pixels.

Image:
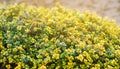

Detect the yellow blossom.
[
  {"left": 76, "top": 54, "right": 84, "bottom": 62},
  {"left": 38, "top": 65, "right": 46, "bottom": 69},
  {"left": 25, "top": 28, "right": 30, "bottom": 33},
  {"left": 17, "top": 26, "right": 22, "bottom": 30},
  {"left": 6, "top": 64, "right": 11, "bottom": 69},
  {"left": 52, "top": 53, "right": 59, "bottom": 59}
]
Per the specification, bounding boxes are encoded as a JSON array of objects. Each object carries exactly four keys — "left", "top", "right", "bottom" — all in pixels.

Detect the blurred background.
[{"left": 0, "top": 0, "right": 120, "bottom": 25}]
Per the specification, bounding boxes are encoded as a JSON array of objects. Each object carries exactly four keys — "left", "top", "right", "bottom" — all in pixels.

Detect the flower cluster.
[{"left": 0, "top": 3, "right": 120, "bottom": 69}]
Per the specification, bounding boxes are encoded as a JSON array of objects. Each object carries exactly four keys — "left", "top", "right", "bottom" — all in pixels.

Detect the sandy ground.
[{"left": 0, "top": 0, "right": 120, "bottom": 25}]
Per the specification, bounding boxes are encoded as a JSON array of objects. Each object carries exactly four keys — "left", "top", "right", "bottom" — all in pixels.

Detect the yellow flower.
[
  {"left": 86, "top": 34, "right": 91, "bottom": 39},
  {"left": 13, "top": 55, "right": 18, "bottom": 59},
  {"left": 66, "top": 38, "right": 71, "bottom": 43},
  {"left": 52, "top": 54, "right": 59, "bottom": 59},
  {"left": 67, "top": 61, "right": 75, "bottom": 68},
  {"left": 38, "top": 65, "right": 46, "bottom": 69},
  {"left": 89, "top": 49, "right": 95, "bottom": 54},
  {"left": 0, "top": 43, "right": 4, "bottom": 49},
  {"left": 50, "top": 37, "right": 57, "bottom": 42},
  {"left": 18, "top": 45, "right": 23, "bottom": 51},
  {"left": 65, "top": 49, "right": 72, "bottom": 53},
  {"left": 106, "top": 65, "right": 113, "bottom": 69},
  {"left": 25, "top": 28, "right": 30, "bottom": 33},
  {"left": 76, "top": 54, "right": 84, "bottom": 62},
  {"left": 44, "top": 26, "right": 53, "bottom": 34},
  {"left": 91, "top": 67, "right": 98, "bottom": 69},
  {"left": 13, "top": 48, "right": 18, "bottom": 53},
  {"left": 33, "top": 27, "right": 38, "bottom": 32},
  {"left": 8, "top": 57, "right": 13, "bottom": 63},
  {"left": 7, "top": 34, "right": 11, "bottom": 39},
  {"left": 79, "top": 41, "right": 86, "bottom": 48},
  {"left": 17, "top": 26, "right": 22, "bottom": 30},
  {"left": 111, "top": 60, "right": 116, "bottom": 66},
  {"left": 83, "top": 51, "right": 89, "bottom": 57},
  {"left": 6, "top": 64, "right": 11, "bottom": 69},
  {"left": 55, "top": 66, "right": 60, "bottom": 69},
  {"left": 31, "top": 38, "right": 36, "bottom": 43},
  {"left": 94, "top": 54, "right": 99, "bottom": 59},
  {"left": 94, "top": 64, "right": 100, "bottom": 69},
  {"left": 45, "top": 38, "right": 49, "bottom": 42},
  {"left": 44, "top": 56, "right": 51, "bottom": 64},
  {"left": 115, "top": 50, "right": 120, "bottom": 57},
  {"left": 14, "top": 65, "right": 21, "bottom": 69},
  {"left": 2, "top": 51, "right": 7, "bottom": 55}
]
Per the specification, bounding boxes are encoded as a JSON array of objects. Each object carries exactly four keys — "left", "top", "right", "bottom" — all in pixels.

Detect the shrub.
[{"left": 0, "top": 3, "right": 120, "bottom": 69}]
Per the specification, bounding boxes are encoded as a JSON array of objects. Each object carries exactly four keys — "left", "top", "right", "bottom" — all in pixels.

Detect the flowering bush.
[{"left": 0, "top": 3, "right": 120, "bottom": 69}]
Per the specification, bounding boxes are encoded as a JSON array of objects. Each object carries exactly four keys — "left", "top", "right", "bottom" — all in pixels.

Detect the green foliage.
[{"left": 0, "top": 3, "right": 120, "bottom": 69}]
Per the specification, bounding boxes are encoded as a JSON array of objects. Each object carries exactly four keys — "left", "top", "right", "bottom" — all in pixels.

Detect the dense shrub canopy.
[{"left": 0, "top": 3, "right": 120, "bottom": 69}]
